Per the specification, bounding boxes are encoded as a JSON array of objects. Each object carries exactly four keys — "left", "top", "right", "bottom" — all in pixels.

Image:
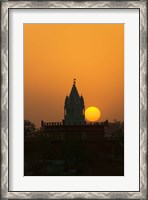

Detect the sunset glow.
[{"left": 24, "top": 24, "right": 124, "bottom": 127}]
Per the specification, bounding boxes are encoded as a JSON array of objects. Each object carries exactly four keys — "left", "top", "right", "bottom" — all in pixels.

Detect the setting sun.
[{"left": 85, "top": 106, "right": 101, "bottom": 122}]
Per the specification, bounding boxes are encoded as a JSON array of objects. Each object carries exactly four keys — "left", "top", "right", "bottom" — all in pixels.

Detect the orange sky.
[{"left": 24, "top": 24, "right": 124, "bottom": 127}]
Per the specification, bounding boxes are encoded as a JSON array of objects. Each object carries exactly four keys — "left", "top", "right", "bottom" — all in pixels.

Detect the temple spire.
[
  {"left": 73, "top": 78, "right": 76, "bottom": 86},
  {"left": 64, "top": 79, "right": 85, "bottom": 125}
]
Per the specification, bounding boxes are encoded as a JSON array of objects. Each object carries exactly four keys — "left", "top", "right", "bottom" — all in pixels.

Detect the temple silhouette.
[
  {"left": 64, "top": 79, "right": 85, "bottom": 125},
  {"left": 41, "top": 79, "right": 107, "bottom": 141},
  {"left": 25, "top": 79, "right": 124, "bottom": 176}
]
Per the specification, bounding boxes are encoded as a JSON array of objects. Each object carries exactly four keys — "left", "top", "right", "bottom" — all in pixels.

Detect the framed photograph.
[{"left": 1, "top": 0, "right": 147, "bottom": 199}]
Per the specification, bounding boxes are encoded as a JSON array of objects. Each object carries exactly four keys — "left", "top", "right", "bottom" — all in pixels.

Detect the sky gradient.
[{"left": 24, "top": 24, "right": 124, "bottom": 127}]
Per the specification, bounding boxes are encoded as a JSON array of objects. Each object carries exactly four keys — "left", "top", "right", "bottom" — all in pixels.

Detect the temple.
[
  {"left": 64, "top": 79, "right": 85, "bottom": 125},
  {"left": 41, "top": 79, "right": 107, "bottom": 141},
  {"left": 25, "top": 80, "right": 123, "bottom": 176}
]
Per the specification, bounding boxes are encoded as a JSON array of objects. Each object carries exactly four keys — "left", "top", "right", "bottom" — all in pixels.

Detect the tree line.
[{"left": 24, "top": 120, "right": 42, "bottom": 137}]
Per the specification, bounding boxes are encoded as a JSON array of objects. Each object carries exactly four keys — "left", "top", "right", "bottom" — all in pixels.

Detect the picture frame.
[{"left": 1, "top": 0, "right": 147, "bottom": 199}]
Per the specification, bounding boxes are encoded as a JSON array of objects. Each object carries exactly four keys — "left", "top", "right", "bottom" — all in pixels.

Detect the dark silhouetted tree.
[{"left": 24, "top": 120, "right": 36, "bottom": 137}]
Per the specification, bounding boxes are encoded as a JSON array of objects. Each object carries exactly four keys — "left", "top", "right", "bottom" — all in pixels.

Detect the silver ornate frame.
[{"left": 1, "top": 1, "right": 147, "bottom": 199}]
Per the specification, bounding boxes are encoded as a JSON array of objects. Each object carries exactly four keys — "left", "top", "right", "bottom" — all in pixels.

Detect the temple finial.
[{"left": 73, "top": 78, "right": 76, "bottom": 86}]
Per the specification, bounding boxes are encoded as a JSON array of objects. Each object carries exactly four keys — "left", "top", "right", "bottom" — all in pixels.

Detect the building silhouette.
[
  {"left": 64, "top": 79, "right": 85, "bottom": 125},
  {"left": 25, "top": 80, "right": 124, "bottom": 176},
  {"left": 41, "top": 79, "right": 106, "bottom": 141}
]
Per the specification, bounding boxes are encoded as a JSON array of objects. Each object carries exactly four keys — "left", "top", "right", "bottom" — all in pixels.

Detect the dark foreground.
[{"left": 24, "top": 136, "right": 124, "bottom": 176}]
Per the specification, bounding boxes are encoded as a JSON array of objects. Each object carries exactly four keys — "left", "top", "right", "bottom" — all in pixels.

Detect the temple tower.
[{"left": 64, "top": 79, "right": 85, "bottom": 125}]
